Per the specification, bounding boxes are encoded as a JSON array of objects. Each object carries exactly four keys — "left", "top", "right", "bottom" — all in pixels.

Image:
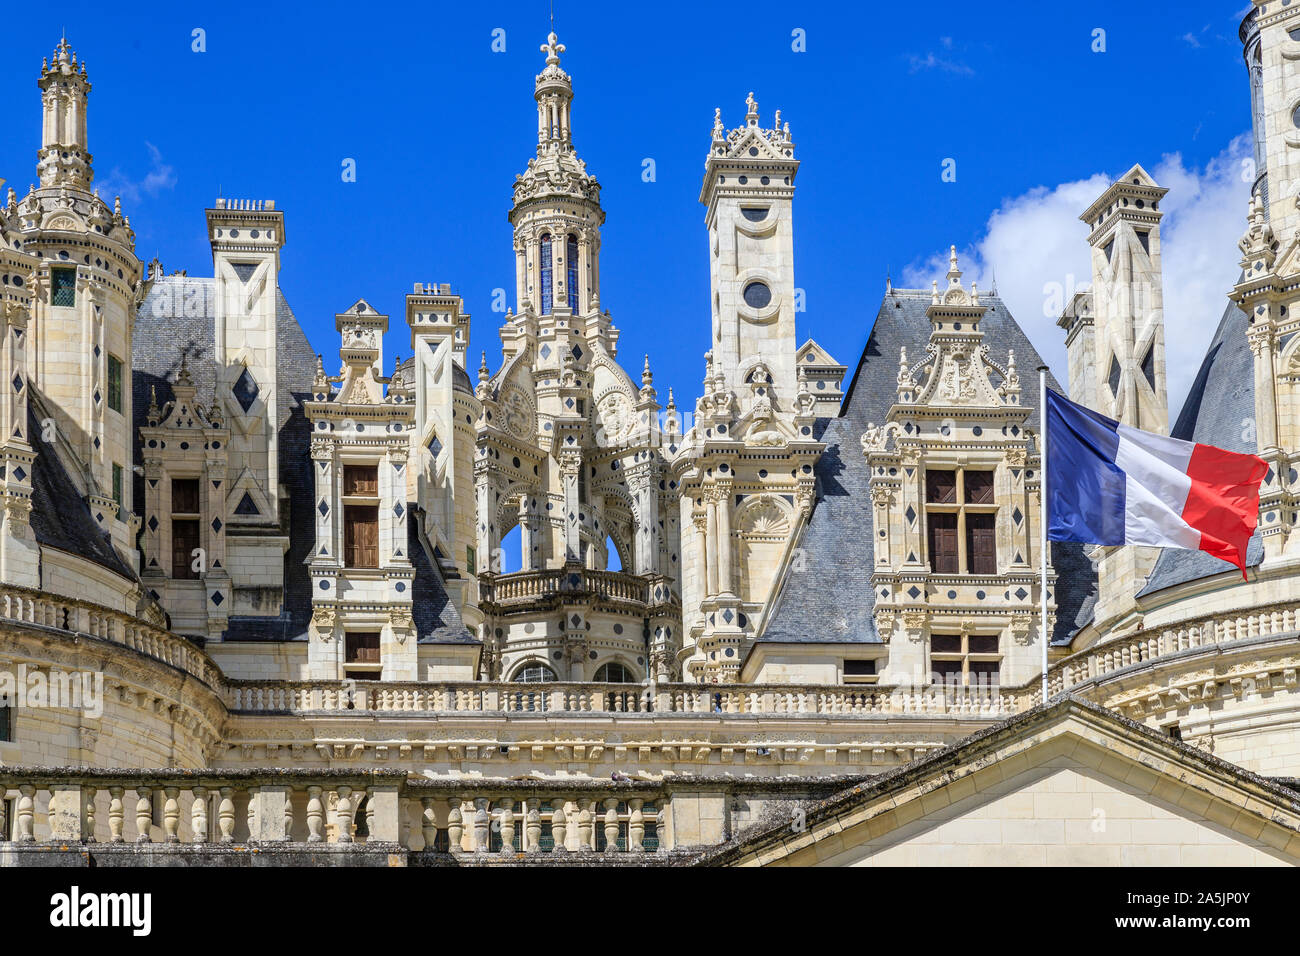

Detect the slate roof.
[
  {"left": 131, "top": 276, "right": 475, "bottom": 645},
  {"left": 760, "top": 290, "right": 1097, "bottom": 647},
  {"left": 1139, "top": 298, "right": 1263, "bottom": 596},
  {"left": 26, "top": 398, "right": 136, "bottom": 580}
]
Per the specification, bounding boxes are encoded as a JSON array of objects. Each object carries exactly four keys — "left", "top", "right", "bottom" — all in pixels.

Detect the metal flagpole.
[{"left": 1038, "top": 366, "right": 1050, "bottom": 707}]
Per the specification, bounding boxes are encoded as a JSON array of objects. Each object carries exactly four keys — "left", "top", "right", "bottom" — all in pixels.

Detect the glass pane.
[
  {"left": 540, "top": 235, "right": 553, "bottom": 314},
  {"left": 969, "top": 634, "right": 1000, "bottom": 655}
]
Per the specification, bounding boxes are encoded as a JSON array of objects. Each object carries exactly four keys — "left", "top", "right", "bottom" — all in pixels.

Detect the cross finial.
[{"left": 541, "top": 31, "right": 565, "bottom": 65}]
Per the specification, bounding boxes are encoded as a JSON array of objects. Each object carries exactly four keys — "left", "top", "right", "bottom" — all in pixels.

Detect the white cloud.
[
  {"left": 97, "top": 142, "right": 176, "bottom": 204},
  {"left": 902, "top": 133, "right": 1253, "bottom": 420},
  {"left": 907, "top": 52, "right": 974, "bottom": 75}
]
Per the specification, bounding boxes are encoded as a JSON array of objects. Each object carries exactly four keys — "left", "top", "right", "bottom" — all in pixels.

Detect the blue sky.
[{"left": 0, "top": 1, "right": 1256, "bottom": 414}]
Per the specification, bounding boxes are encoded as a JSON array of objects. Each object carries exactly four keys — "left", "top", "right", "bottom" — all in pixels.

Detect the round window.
[{"left": 743, "top": 281, "right": 772, "bottom": 309}]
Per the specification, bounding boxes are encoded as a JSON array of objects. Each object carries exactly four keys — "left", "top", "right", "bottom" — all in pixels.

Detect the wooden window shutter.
[
  {"left": 927, "top": 512, "right": 958, "bottom": 573},
  {"left": 964, "top": 471, "right": 995, "bottom": 504},
  {"left": 966, "top": 513, "right": 997, "bottom": 574},
  {"left": 172, "top": 519, "right": 200, "bottom": 579},
  {"left": 345, "top": 505, "right": 379, "bottom": 568},
  {"left": 925, "top": 470, "right": 957, "bottom": 504}
]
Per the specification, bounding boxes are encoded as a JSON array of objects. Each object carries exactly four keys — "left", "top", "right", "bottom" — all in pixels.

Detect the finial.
[
  {"left": 176, "top": 352, "right": 193, "bottom": 388},
  {"left": 479, "top": 350, "right": 490, "bottom": 383},
  {"left": 147, "top": 385, "right": 160, "bottom": 420},
  {"left": 885, "top": 270, "right": 892, "bottom": 294},
  {"left": 931, "top": 280, "right": 940, "bottom": 305},
  {"left": 114, "top": 196, "right": 122, "bottom": 217},
  {"left": 642, "top": 354, "right": 653, "bottom": 388},
  {"left": 666, "top": 387, "right": 676, "bottom": 409},
  {"left": 541, "top": 31, "right": 565, "bottom": 66}
]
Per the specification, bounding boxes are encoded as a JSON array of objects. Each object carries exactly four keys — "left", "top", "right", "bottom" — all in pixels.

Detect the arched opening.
[
  {"left": 566, "top": 234, "right": 579, "bottom": 311},
  {"left": 604, "top": 534, "right": 622, "bottom": 571},
  {"left": 539, "top": 234, "right": 553, "bottom": 314},
  {"left": 498, "top": 524, "right": 523, "bottom": 574},
  {"left": 594, "top": 662, "right": 636, "bottom": 683},
  {"left": 512, "top": 662, "right": 557, "bottom": 683}
]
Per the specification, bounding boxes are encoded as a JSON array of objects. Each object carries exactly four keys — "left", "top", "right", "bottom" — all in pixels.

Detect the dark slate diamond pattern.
[{"left": 232, "top": 367, "right": 260, "bottom": 413}]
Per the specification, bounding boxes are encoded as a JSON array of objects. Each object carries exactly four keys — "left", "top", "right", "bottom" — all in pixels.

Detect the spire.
[
  {"left": 535, "top": 30, "right": 574, "bottom": 154},
  {"left": 37, "top": 35, "right": 94, "bottom": 190}
]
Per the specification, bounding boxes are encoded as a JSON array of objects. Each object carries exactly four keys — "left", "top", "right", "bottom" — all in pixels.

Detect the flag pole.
[{"left": 1038, "top": 366, "right": 1050, "bottom": 707}]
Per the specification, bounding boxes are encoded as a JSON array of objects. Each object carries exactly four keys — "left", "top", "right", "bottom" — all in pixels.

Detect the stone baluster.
[
  {"left": 336, "top": 786, "right": 354, "bottom": 844},
  {"left": 108, "top": 787, "right": 125, "bottom": 843},
  {"left": 420, "top": 797, "right": 438, "bottom": 851},
  {"left": 551, "top": 802, "right": 568, "bottom": 853},
  {"left": 498, "top": 797, "right": 516, "bottom": 854},
  {"left": 525, "top": 802, "right": 541, "bottom": 853},
  {"left": 447, "top": 800, "right": 464, "bottom": 852},
  {"left": 246, "top": 788, "right": 258, "bottom": 840},
  {"left": 284, "top": 789, "right": 295, "bottom": 841},
  {"left": 603, "top": 797, "right": 620, "bottom": 852},
  {"left": 628, "top": 798, "right": 645, "bottom": 852},
  {"left": 16, "top": 785, "right": 35, "bottom": 843},
  {"left": 191, "top": 787, "right": 208, "bottom": 843},
  {"left": 0, "top": 790, "right": 7, "bottom": 841},
  {"left": 472, "top": 797, "right": 490, "bottom": 852},
  {"left": 576, "top": 800, "right": 594, "bottom": 852},
  {"left": 218, "top": 787, "right": 236, "bottom": 843},
  {"left": 306, "top": 787, "right": 324, "bottom": 843},
  {"left": 365, "top": 788, "right": 377, "bottom": 842},
  {"left": 163, "top": 788, "right": 180, "bottom": 843},
  {"left": 135, "top": 787, "right": 153, "bottom": 843},
  {"left": 84, "top": 787, "right": 97, "bottom": 843}
]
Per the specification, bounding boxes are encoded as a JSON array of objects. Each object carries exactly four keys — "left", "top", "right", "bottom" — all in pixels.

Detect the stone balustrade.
[
  {"left": 0, "top": 584, "right": 222, "bottom": 690},
  {"left": 226, "top": 678, "right": 1019, "bottom": 716},
  {"left": 1043, "top": 599, "right": 1300, "bottom": 701},
  {"left": 479, "top": 566, "right": 677, "bottom": 611},
  {"left": 0, "top": 769, "right": 666, "bottom": 856}
]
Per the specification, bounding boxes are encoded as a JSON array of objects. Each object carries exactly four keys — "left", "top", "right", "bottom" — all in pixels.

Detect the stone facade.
[{"left": 2, "top": 16, "right": 1300, "bottom": 865}]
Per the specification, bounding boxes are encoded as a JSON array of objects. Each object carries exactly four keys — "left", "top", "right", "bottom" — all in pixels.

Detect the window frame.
[
  {"left": 107, "top": 354, "right": 124, "bottom": 413},
  {"left": 342, "top": 463, "right": 380, "bottom": 570},
  {"left": 50, "top": 266, "right": 77, "bottom": 308},
  {"left": 924, "top": 467, "right": 999, "bottom": 576},
  {"left": 170, "top": 476, "right": 202, "bottom": 579},
  {"left": 929, "top": 632, "right": 1002, "bottom": 688}
]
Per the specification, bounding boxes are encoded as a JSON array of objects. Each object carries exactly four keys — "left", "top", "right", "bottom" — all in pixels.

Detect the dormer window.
[
  {"left": 171, "top": 478, "right": 201, "bottom": 579},
  {"left": 925, "top": 468, "right": 997, "bottom": 575},
  {"left": 342, "top": 464, "right": 379, "bottom": 569}
]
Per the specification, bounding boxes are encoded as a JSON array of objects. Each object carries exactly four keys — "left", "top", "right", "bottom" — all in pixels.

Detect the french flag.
[{"left": 1045, "top": 389, "right": 1268, "bottom": 578}]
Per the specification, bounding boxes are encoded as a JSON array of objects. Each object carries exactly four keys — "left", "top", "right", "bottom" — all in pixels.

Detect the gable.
[
  {"left": 706, "top": 699, "right": 1300, "bottom": 867},
  {"left": 805, "top": 755, "right": 1294, "bottom": 867}
]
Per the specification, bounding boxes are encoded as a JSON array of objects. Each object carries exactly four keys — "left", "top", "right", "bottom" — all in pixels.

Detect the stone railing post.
[
  {"left": 306, "top": 786, "right": 324, "bottom": 842},
  {"left": 16, "top": 785, "right": 35, "bottom": 842},
  {"left": 49, "top": 783, "right": 90, "bottom": 843},
  {"left": 191, "top": 787, "right": 208, "bottom": 843},
  {"left": 367, "top": 786, "right": 401, "bottom": 843},
  {"left": 251, "top": 786, "right": 290, "bottom": 841},
  {"left": 447, "top": 799, "right": 464, "bottom": 852},
  {"left": 135, "top": 786, "right": 153, "bottom": 843},
  {"left": 498, "top": 797, "right": 516, "bottom": 854},
  {"left": 628, "top": 798, "right": 645, "bottom": 852},
  {"left": 603, "top": 797, "right": 620, "bottom": 852},
  {"left": 335, "top": 786, "right": 354, "bottom": 844},
  {"left": 0, "top": 789, "right": 7, "bottom": 841},
  {"left": 108, "top": 787, "right": 125, "bottom": 843}
]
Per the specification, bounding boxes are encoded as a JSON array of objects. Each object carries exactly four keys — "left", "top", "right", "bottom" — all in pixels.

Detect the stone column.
[
  {"left": 705, "top": 496, "right": 719, "bottom": 598},
  {"left": 366, "top": 786, "right": 401, "bottom": 843},
  {"left": 716, "top": 484, "right": 734, "bottom": 596},
  {"left": 560, "top": 452, "right": 583, "bottom": 563}
]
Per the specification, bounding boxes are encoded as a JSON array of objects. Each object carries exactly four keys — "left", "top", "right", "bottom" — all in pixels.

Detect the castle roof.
[
  {"left": 759, "top": 289, "right": 1098, "bottom": 647},
  {"left": 1139, "top": 297, "right": 1263, "bottom": 596}
]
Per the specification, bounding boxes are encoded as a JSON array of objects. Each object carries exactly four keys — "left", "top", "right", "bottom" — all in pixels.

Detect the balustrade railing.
[
  {"left": 0, "top": 584, "right": 222, "bottom": 689},
  {"left": 0, "top": 770, "right": 665, "bottom": 855},
  {"left": 479, "top": 567, "right": 676, "bottom": 609}
]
